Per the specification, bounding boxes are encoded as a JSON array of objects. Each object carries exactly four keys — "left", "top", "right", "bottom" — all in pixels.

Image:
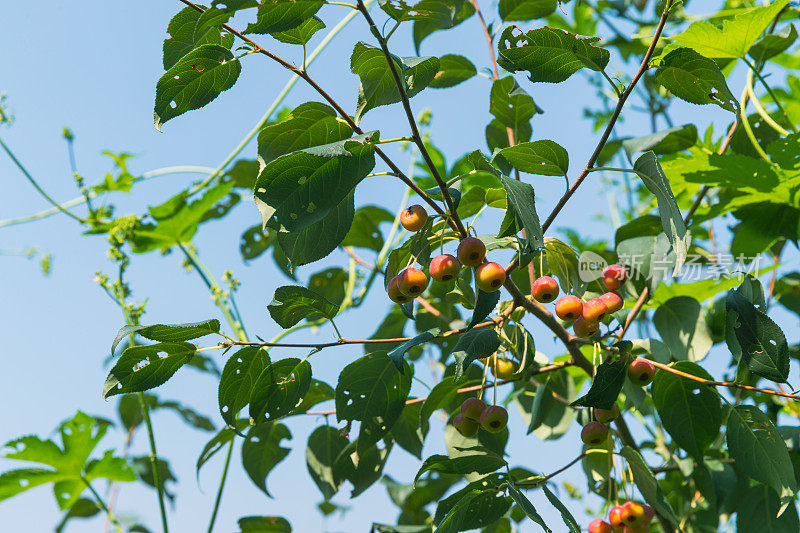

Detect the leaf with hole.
[
  {"left": 726, "top": 289, "right": 789, "bottom": 382},
  {"left": 241, "top": 422, "right": 292, "bottom": 497},
  {"left": 218, "top": 347, "right": 270, "bottom": 428},
  {"left": 103, "top": 342, "right": 197, "bottom": 399},
  {"left": 249, "top": 358, "right": 312, "bottom": 423}
]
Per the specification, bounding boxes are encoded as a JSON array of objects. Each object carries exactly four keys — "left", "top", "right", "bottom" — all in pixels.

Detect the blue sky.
[{"left": 2, "top": 1, "right": 798, "bottom": 532}]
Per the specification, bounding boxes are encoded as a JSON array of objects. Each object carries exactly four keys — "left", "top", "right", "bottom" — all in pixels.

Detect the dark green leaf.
[
  {"left": 571, "top": 355, "right": 628, "bottom": 409},
  {"left": 244, "top": 0, "right": 323, "bottom": 34},
  {"left": 451, "top": 328, "right": 501, "bottom": 381},
  {"left": 249, "top": 358, "right": 312, "bottom": 422},
  {"left": 488, "top": 77, "right": 541, "bottom": 147},
  {"left": 430, "top": 54, "right": 476, "bottom": 88},
  {"left": 305, "top": 425, "right": 350, "bottom": 500},
  {"left": 335, "top": 352, "right": 413, "bottom": 454},
  {"left": 652, "top": 361, "right": 722, "bottom": 459},
  {"left": 237, "top": 515, "right": 292, "bottom": 532},
  {"left": 154, "top": 44, "right": 241, "bottom": 129},
  {"left": 749, "top": 24, "right": 797, "bottom": 64},
  {"left": 542, "top": 486, "right": 579, "bottom": 533},
  {"left": 736, "top": 484, "right": 800, "bottom": 532},
  {"left": 391, "top": 402, "right": 428, "bottom": 459},
  {"left": 726, "top": 289, "right": 789, "bottom": 382},
  {"left": 622, "top": 124, "right": 698, "bottom": 160},
  {"left": 654, "top": 47, "right": 739, "bottom": 114},
  {"left": 388, "top": 330, "right": 439, "bottom": 371},
  {"left": 412, "top": 1, "right": 474, "bottom": 54},
  {"left": 414, "top": 452, "right": 506, "bottom": 484},
  {"left": 162, "top": 7, "right": 234, "bottom": 70},
  {"left": 272, "top": 15, "right": 325, "bottom": 45},
  {"left": 497, "top": 26, "right": 610, "bottom": 83},
  {"left": 468, "top": 289, "right": 500, "bottom": 329},
  {"left": 267, "top": 285, "right": 339, "bottom": 329},
  {"left": 498, "top": 174, "right": 543, "bottom": 253},
  {"left": 727, "top": 405, "right": 797, "bottom": 509},
  {"left": 499, "top": 0, "right": 556, "bottom": 21},
  {"left": 341, "top": 205, "right": 394, "bottom": 251},
  {"left": 103, "top": 342, "right": 197, "bottom": 399},
  {"left": 111, "top": 319, "right": 220, "bottom": 356},
  {"left": 619, "top": 446, "right": 681, "bottom": 527},
  {"left": 241, "top": 422, "right": 292, "bottom": 497},
  {"left": 507, "top": 484, "right": 551, "bottom": 532}
]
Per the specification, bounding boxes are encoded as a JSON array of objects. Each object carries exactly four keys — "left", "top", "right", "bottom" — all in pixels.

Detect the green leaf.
[
  {"left": 254, "top": 133, "right": 375, "bottom": 233},
  {"left": 249, "top": 358, "right": 312, "bottom": 422},
  {"left": 267, "top": 285, "right": 339, "bottom": 329},
  {"left": 621, "top": 124, "right": 698, "bottom": 160},
  {"left": 380, "top": 0, "right": 460, "bottom": 23},
  {"left": 749, "top": 24, "right": 797, "bottom": 64},
  {"left": 241, "top": 422, "right": 292, "bottom": 497},
  {"left": 335, "top": 352, "right": 413, "bottom": 454},
  {"left": 237, "top": 515, "right": 293, "bottom": 532},
  {"left": 614, "top": 215, "right": 663, "bottom": 248},
  {"left": 671, "top": 0, "right": 790, "bottom": 58},
  {"left": 420, "top": 376, "right": 461, "bottom": 424},
  {"left": 391, "top": 402, "right": 429, "bottom": 460},
  {"left": 653, "top": 296, "right": 713, "bottom": 362},
  {"left": 412, "top": 0, "right": 474, "bottom": 54},
  {"left": 652, "top": 361, "right": 722, "bottom": 459},
  {"left": 468, "top": 289, "right": 500, "bottom": 329},
  {"left": 257, "top": 102, "right": 352, "bottom": 164},
  {"left": 289, "top": 378, "right": 335, "bottom": 415},
  {"left": 542, "top": 486, "right": 580, "bottom": 533},
  {"left": 341, "top": 204, "right": 394, "bottom": 251},
  {"left": 498, "top": 175, "right": 543, "bottom": 254},
  {"left": 103, "top": 342, "right": 197, "bottom": 399},
  {"left": 346, "top": 440, "right": 394, "bottom": 497},
  {"left": 154, "top": 44, "right": 241, "bottom": 129},
  {"left": 435, "top": 484, "right": 512, "bottom": 533},
  {"left": 451, "top": 328, "right": 501, "bottom": 381},
  {"left": 634, "top": 151, "right": 691, "bottom": 273},
  {"left": 305, "top": 425, "right": 350, "bottom": 500},
  {"left": 488, "top": 77, "right": 542, "bottom": 148},
  {"left": 497, "top": 26, "right": 610, "bottom": 83},
  {"left": 415, "top": 452, "right": 506, "bottom": 485},
  {"left": 737, "top": 484, "right": 800, "bottom": 532},
  {"left": 111, "top": 319, "right": 220, "bottom": 356},
  {"left": 244, "top": 0, "right": 323, "bottom": 34},
  {"left": 654, "top": 47, "right": 739, "bottom": 114},
  {"left": 272, "top": 15, "right": 325, "bottom": 45},
  {"left": 571, "top": 355, "right": 628, "bottom": 410},
  {"left": 499, "top": 0, "right": 556, "bottom": 21},
  {"left": 619, "top": 446, "right": 681, "bottom": 528},
  {"left": 131, "top": 456, "right": 177, "bottom": 501},
  {"left": 197, "top": 425, "right": 237, "bottom": 477},
  {"left": 495, "top": 140, "right": 569, "bottom": 177},
  {"left": 726, "top": 289, "right": 789, "bottom": 382},
  {"left": 616, "top": 234, "right": 675, "bottom": 293},
  {"left": 507, "top": 484, "right": 552, "bottom": 532},
  {"left": 162, "top": 6, "right": 234, "bottom": 70},
  {"left": 727, "top": 405, "right": 798, "bottom": 510},
  {"left": 350, "top": 42, "right": 439, "bottom": 122},
  {"left": 387, "top": 330, "right": 439, "bottom": 371},
  {"left": 429, "top": 54, "right": 476, "bottom": 89}
]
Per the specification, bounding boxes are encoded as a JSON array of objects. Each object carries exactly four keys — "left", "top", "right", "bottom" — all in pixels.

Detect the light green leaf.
[
  {"left": 272, "top": 15, "right": 325, "bottom": 45},
  {"left": 622, "top": 124, "right": 698, "bottom": 160},
  {"left": 495, "top": 140, "right": 569, "bottom": 176},
  {"left": 154, "top": 44, "right": 241, "bottom": 129},
  {"left": 653, "top": 296, "right": 713, "bottom": 362}
]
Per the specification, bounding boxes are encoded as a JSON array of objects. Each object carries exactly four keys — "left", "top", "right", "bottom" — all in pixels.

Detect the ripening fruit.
[
  {"left": 532, "top": 276, "right": 559, "bottom": 303},
  {"left": 621, "top": 501, "right": 646, "bottom": 526},
  {"left": 602, "top": 264, "right": 628, "bottom": 291},
  {"left": 608, "top": 505, "right": 625, "bottom": 529},
  {"left": 456, "top": 237, "right": 486, "bottom": 267},
  {"left": 397, "top": 267, "right": 429, "bottom": 297},
  {"left": 580, "top": 421, "right": 609, "bottom": 446},
  {"left": 400, "top": 204, "right": 428, "bottom": 232},
  {"left": 600, "top": 291, "right": 624, "bottom": 313},
  {"left": 594, "top": 404, "right": 620, "bottom": 424},
  {"left": 480, "top": 405, "right": 509, "bottom": 433},
  {"left": 452, "top": 413, "right": 479, "bottom": 437},
  {"left": 490, "top": 358, "right": 519, "bottom": 380},
  {"left": 429, "top": 254, "right": 460, "bottom": 282},
  {"left": 582, "top": 298, "right": 609, "bottom": 322},
  {"left": 588, "top": 519, "right": 614, "bottom": 533},
  {"left": 555, "top": 295, "right": 583, "bottom": 321},
  {"left": 628, "top": 358, "right": 655, "bottom": 386},
  {"left": 573, "top": 316, "right": 599, "bottom": 338},
  {"left": 460, "top": 397, "right": 487, "bottom": 422},
  {"left": 475, "top": 262, "right": 506, "bottom": 292},
  {"left": 386, "top": 276, "right": 412, "bottom": 304}
]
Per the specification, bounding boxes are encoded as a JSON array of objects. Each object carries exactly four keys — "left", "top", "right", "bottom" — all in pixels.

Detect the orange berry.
[
  {"left": 429, "top": 254, "right": 460, "bottom": 282},
  {"left": 400, "top": 204, "right": 428, "bottom": 232},
  {"left": 532, "top": 276, "right": 559, "bottom": 303},
  {"left": 475, "top": 262, "right": 506, "bottom": 292},
  {"left": 602, "top": 264, "right": 628, "bottom": 291},
  {"left": 600, "top": 291, "right": 624, "bottom": 313},
  {"left": 386, "top": 276, "right": 411, "bottom": 304},
  {"left": 456, "top": 237, "right": 486, "bottom": 267},
  {"left": 628, "top": 358, "right": 655, "bottom": 386},
  {"left": 396, "top": 267, "right": 429, "bottom": 297},
  {"left": 573, "top": 316, "right": 599, "bottom": 338},
  {"left": 582, "top": 298, "right": 609, "bottom": 322},
  {"left": 555, "top": 295, "right": 583, "bottom": 321}
]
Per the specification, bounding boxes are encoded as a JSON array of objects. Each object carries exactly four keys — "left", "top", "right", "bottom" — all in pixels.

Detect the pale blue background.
[{"left": 2, "top": 1, "right": 797, "bottom": 532}]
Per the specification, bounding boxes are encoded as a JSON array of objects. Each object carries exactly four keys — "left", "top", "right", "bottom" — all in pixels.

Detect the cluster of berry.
[
  {"left": 589, "top": 501, "right": 656, "bottom": 532},
  {"left": 452, "top": 397, "right": 508, "bottom": 436}
]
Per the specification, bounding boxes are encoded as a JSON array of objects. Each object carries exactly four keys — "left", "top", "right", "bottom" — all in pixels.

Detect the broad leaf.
[
  {"left": 495, "top": 140, "right": 569, "bottom": 177},
  {"left": 571, "top": 355, "right": 628, "bottom": 410},
  {"left": 162, "top": 6, "right": 234, "bottom": 70},
  {"left": 619, "top": 446, "right": 681, "bottom": 527},
  {"left": 655, "top": 47, "right": 739, "bottom": 114},
  {"left": 414, "top": 451, "right": 506, "bottom": 484},
  {"left": 468, "top": 289, "right": 500, "bottom": 329},
  {"left": 241, "top": 422, "right": 292, "bottom": 497},
  {"left": 387, "top": 330, "right": 439, "bottom": 371},
  {"left": 451, "top": 328, "right": 501, "bottom": 381},
  {"left": 335, "top": 352, "right": 413, "bottom": 454},
  {"left": 154, "top": 44, "right": 241, "bottom": 129},
  {"left": 726, "top": 289, "right": 789, "bottom": 382},
  {"left": 498, "top": 175, "right": 543, "bottom": 254},
  {"left": 237, "top": 515, "right": 293, "bottom": 532},
  {"left": 350, "top": 42, "right": 439, "bottom": 122},
  {"left": 272, "top": 15, "right": 325, "bottom": 45},
  {"left": 249, "top": 358, "right": 313, "bottom": 422},
  {"left": 499, "top": 0, "right": 556, "bottom": 21},
  {"left": 737, "top": 484, "right": 800, "bottom": 532},
  {"left": 749, "top": 24, "right": 797, "bottom": 64},
  {"left": 111, "top": 319, "right": 220, "bottom": 356},
  {"left": 305, "top": 425, "right": 350, "bottom": 500},
  {"left": 430, "top": 54, "right": 476, "bottom": 89},
  {"left": 267, "top": 285, "right": 339, "bottom": 329},
  {"left": 652, "top": 361, "right": 722, "bottom": 459},
  {"left": 497, "top": 26, "right": 610, "bottom": 83},
  {"left": 103, "top": 342, "right": 197, "bottom": 399},
  {"left": 488, "top": 77, "right": 541, "bottom": 148},
  {"left": 727, "top": 405, "right": 798, "bottom": 510},
  {"left": 621, "top": 125, "right": 698, "bottom": 160},
  {"left": 653, "top": 296, "right": 713, "bottom": 362},
  {"left": 244, "top": 0, "right": 323, "bottom": 34}
]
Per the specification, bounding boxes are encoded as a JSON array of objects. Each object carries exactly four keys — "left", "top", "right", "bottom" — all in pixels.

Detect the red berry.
[
  {"left": 456, "top": 237, "right": 486, "bottom": 267},
  {"left": 600, "top": 291, "right": 624, "bottom": 313},
  {"left": 580, "top": 421, "right": 609, "bottom": 446},
  {"left": 475, "top": 262, "right": 506, "bottom": 292},
  {"left": 386, "top": 276, "right": 411, "bottom": 304},
  {"left": 400, "top": 204, "right": 428, "bottom": 232},
  {"left": 397, "top": 267, "right": 429, "bottom": 297},
  {"left": 582, "top": 298, "right": 609, "bottom": 322},
  {"left": 628, "top": 358, "right": 655, "bottom": 386},
  {"left": 602, "top": 264, "right": 628, "bottom": 291},
  {"left": 609, "top": 505, "right": 625, "bottom": 528},
  {"left": 532, "top": 276, "right": 559, "bottom": 303},
  {"left": 479, "top": 405, "right": 508, "bottom": 433},
  {"left": 555, "top": 295, "right": 583, "bottom": 321},
  {"left": 429, "top": 254, "right": 460, "bottom": 282},
  {"left": 588, "top": 518, "right": 614, "bottom": 533},
  {"left": 621, "top": 501, "right": 646, "bottom": 525}
]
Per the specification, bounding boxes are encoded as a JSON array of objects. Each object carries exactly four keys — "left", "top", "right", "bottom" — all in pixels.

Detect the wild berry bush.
[{"left": 3, "top": 0, "right": 800, "bottom": 531}]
